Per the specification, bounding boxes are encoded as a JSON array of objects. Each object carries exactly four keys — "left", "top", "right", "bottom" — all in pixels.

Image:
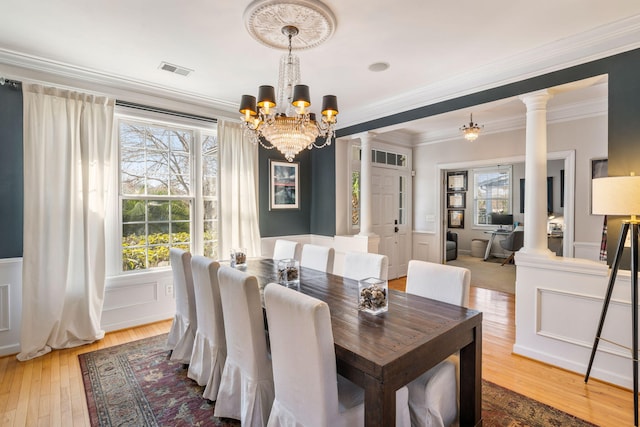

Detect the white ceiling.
[{"left": 1, "top": 1, "right": 639, "bottom": 144}]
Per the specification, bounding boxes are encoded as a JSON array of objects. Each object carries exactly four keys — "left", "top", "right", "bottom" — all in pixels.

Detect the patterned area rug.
[{"left": 79, "top": 334, "right": 596, "bottom": 427}]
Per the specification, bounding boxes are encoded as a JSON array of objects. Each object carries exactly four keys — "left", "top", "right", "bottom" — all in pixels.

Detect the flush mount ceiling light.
[
  {"left": 239, "top": 0, "right": 338, "bottom": 162},
  {"left": 460, "top": 113, "right": 483, "bottom": 141}
]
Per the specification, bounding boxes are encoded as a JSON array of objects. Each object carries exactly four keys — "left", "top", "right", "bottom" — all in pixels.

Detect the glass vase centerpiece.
[
  {"left": 277, "top": 258, "right": 300, "bottom": 287},
  {"left": 230, "top": 248, "right": 247, "bottom": 268},
  {"left": 358, "top": 277, "right": 388, "bottom": 315}
]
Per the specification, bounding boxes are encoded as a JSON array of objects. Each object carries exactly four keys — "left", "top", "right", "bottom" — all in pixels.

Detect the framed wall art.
[
  {"left": 447, "top": 192, "right": 466, "bottom": 209},
  {"left": 446, "top": 171, "right": 468, "bottom": 191},
  {"left": 448, "top": 209, "right": 464, "bottom": 229},
  {"left": 270, "top": 160, "right": 299, "bottom": 210}
]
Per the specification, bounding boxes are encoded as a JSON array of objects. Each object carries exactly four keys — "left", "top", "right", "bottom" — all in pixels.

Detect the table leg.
[
  {"left": 483, "top": 234, "right": 495, "bottom": 261},
  {"left": 459, "top": 323, "right": 483, "bottom": 426},
  {"left": 364, "top": 373, "right": 395, "bottom": 426}
]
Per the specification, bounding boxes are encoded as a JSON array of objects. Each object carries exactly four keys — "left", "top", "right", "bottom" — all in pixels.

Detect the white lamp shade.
[{"left": 592, "top": 176, "right": 640, "bottom": 216}]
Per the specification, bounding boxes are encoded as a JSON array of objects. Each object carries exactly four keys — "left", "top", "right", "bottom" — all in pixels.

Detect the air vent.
[{"left": 159, "top": 62, "right": 193, "bottom": 77}]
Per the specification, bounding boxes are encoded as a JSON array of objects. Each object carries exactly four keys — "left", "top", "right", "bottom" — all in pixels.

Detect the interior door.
[{"left": 371, "top": 167, "right": 410, "bottom": 279}]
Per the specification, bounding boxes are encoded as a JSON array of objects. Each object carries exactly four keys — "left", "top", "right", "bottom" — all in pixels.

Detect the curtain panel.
[
  {"left": 18, "top": 84, "right": 114, "bottom": 361},
  {"left": 219, "top": 121, "right": 261, "bottom": 258}
]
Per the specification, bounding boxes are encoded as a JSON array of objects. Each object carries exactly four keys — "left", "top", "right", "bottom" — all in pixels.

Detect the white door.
[{"left": 371, "top": 167, "right": 411, "bottom": 279}]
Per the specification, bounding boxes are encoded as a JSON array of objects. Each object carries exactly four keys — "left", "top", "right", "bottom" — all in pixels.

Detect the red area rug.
[{"left": 79, "top": 334, "right": 596, "bottom": 426}]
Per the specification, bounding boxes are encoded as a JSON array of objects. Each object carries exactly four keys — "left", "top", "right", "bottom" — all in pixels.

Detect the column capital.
[
  {"left": 351, "top": 131, "right": 376, "bottom": 143},
  {"left": 519, "top": 89, "right": 553, "bottom": 110}
]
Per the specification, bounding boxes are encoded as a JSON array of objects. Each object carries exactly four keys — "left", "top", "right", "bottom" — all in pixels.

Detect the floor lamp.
[{"left": 585, "top": 174, "right": 640, "bottom": 426}]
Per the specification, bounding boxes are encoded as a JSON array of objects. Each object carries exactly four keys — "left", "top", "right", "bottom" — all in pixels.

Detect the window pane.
[
  {"left": 148, "top": 200, "right": 169, "bottom": 222},
  {"left": 387, "top": 153, "right": 397, "bottom": 165},
  {"left": 473, "top": 167, "right": 511, "bottom": 226},
  {"left": 122, "top": 199, "right": 145, "bottom": 222},
  {"left": 204, "top": 200, "right": 217, "bottom": 220},
  {"left": 376, "top": 151, "right": 385, "bottom": 164},
  {"left": 171, "top": 200, "right": 190, "bottom": 221},
  {"left": 352, "top": 171, "right": 360, "bottom": 226}
]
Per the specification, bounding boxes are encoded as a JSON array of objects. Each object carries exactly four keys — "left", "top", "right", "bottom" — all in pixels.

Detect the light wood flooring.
[{"left": 0, "top": 283, "right": 634, "bottom": 426}]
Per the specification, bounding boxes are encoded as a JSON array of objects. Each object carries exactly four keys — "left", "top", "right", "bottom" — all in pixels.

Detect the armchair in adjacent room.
[
  {"left": 446, "top": 231, "right": 458, "bottom": 261},
  {"left": 499, "top": 230, "right": 524, "bottom": 266}
]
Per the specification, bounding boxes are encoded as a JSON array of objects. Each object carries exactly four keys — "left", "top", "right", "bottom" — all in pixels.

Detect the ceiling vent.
[{"left": 159, "top": 62, "right": 193, "bottom": 77}]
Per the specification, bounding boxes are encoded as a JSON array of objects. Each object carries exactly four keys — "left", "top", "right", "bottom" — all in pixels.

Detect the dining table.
[{"left": 237, "top": 258, "right": 483, "bottom": 427}]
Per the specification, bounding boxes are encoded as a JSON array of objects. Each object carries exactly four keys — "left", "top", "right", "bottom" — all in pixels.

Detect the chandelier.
[
  {"left": 239, "top": 24, "right": 338, "bottom": 162},
  {"left": 460, "top": 113, "right": 483, "bottom": 142}
]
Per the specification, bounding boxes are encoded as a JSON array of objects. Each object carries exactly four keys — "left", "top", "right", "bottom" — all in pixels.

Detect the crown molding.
[
  {"left": 0, "top": 48, "right": 239, "bottom": 117},
  {"left": 413, "top": 96, "right": 607, "bottom": 146},
  {"left": 337, "top": 14, "right": 640, "bottom": 129}
]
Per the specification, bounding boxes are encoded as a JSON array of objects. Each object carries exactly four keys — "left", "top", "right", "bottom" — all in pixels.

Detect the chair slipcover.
[
  {"left": 272, "top": 239, "right": 300, "bottom": 261},
  {"left": 405, "top": 260, "right": 471, "bottom": 427},
  {"left": 300, "top": 244, "right": 335, "bottom": 273},
  {"left": 264, "top": 283, "right": 410, "bottom": 427},
  {"left": 214, "top": 266, "right": 274, "bottom": 426},
  {"left": 187, "top": 255, "right": 226, "bottom": 401},
  {"left": 166, "top": 248, "right": 197, "bottom": 364},
  {"left": 405, "top": 260, "right": 470, "bottom": 307},
  {"left": 343, "top": 251, "right": 388, "bottom": 281}
]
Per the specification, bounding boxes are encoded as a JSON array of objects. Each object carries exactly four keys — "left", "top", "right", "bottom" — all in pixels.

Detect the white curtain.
[
  {"left": 18, "top": 84, "right": 114, "bottom": 361},
  {"left": 219, "top": 121, "right": 261, "bottom": 258}
]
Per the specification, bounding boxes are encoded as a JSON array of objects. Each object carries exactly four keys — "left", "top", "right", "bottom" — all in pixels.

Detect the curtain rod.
[
  {"left": 115, "top": 100, "right": 217, "bottom": 123},
  {"left": 0, "top": 76, "right": 21, "bottom": 89}
]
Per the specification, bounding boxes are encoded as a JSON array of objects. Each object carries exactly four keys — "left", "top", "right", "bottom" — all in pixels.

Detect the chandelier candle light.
[
  {"left": 239, "top": 25, "right": 338, "bottom": 162},
  {"left": 460, "top": 113, "right": 483, "bottom": 141}
]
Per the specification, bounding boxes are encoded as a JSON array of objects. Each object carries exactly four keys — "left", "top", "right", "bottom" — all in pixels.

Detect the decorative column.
[
  {"left": 519, "top": 90, "right": 554, "bottom": 256},
  {"left": 358, "top": 132, "right": 374, "bottom": 236}
]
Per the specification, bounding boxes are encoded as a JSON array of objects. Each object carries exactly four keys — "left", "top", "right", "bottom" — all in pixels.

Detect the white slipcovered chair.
[
  {"left": 272, "top": 239, "right": 300, "bottom": 261},
  {"left": 187, "top": 255, "right": 226, "bottom": 401},
  {"left": 166, "top": 248, "right": 197, "bottom": 364},
  {"left": 264, "top": 283, "right": 410, "bottom": 427},
  {"left": 300, "top": 243, "right": 335, "bottom": 273},
  {"left": 343, "top": 251, "right": 388, "bottom": 281},
  {"left": 214, "top": 265, "right": 274, "bottom": 426},
  {"left": 405, "top": 259, "right": 471, "bottom": 427}
]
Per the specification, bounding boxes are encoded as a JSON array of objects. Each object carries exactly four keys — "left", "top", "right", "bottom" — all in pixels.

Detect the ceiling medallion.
[{"left": 243, "top": 0, "right": 336, "bottom": 50}]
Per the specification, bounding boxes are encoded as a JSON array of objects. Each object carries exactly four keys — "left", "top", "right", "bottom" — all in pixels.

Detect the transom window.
[{"left": 473, "top": 166, "right": 512, "bottom": 226}]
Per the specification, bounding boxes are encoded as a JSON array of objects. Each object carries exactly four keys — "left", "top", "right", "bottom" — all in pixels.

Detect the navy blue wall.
[{"left": 0, "top": 84, "right": 23, "bottom": 258}]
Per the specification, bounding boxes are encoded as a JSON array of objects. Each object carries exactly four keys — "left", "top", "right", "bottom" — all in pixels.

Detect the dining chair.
[
  {"left": 405, "top": 259, "right": 471, "bottom": 427},
  {"left": 187, "top": 255, "right": 226, "bottom": 401},
  {"left": 264, "top": 283, "right": 410, "bottom": 427},
  {"left": 272, "top": 239, "right": 300, "bottom": 260},
  {"left": 214, "top": 265, "right": 274, "bottom": 426},
  {"left": 499, "top": 229, "right": 524, "bottom": 266},
  {"left": 166, "top": 248, "right": 197, "bottom": 364},
  {"left": 300, "top": 243, "right": 335, "bottom": 273},
  {"left": 342, "top": 251, "right": 388, "bottom": 281}
]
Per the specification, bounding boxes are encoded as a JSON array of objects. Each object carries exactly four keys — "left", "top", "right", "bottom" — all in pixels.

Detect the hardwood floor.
[{"left": 0, "top": 283, "right": 633, "bottom": 426}]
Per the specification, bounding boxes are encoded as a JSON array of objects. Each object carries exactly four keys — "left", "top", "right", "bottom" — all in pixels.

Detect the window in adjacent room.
[
  {"left": 119, "top": 117, "right": 218, "bottom": 272},
  {"left": 473, "top": 166, "right": 512, "bottom": 226}
]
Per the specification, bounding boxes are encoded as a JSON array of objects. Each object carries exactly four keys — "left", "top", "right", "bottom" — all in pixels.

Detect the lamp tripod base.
[{"left": 584, "top": 221, "right": 639, "bottom": 426}]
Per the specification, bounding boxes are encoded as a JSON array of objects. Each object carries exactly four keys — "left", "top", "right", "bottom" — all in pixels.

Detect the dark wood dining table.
[{"left": 239, "top": 258, "right": 483, "bottom": 427}]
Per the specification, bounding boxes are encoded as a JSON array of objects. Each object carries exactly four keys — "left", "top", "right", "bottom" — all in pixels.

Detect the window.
[
  {"left": 473, "top": 166, "right": 512, "bottom": 226},
  {"left": 119, "top": 117, "right": 218, "bottom": 272}
]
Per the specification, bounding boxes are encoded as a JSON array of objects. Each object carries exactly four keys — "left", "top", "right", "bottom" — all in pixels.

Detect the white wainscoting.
[
  {"left": 574, "top": 241, "right": 603, "bottom": 262},
  {"left": 512, "top": 252, "right": 635, "bottom": 389},
  {"left": 412, "top": 231, "right": 437, "bottom": 263},
  {"left": 102, "top": 269, "right": 175, "bottom": 332},
  {"left": 0, "top": 258, "right": 22, "bottom": 357}
]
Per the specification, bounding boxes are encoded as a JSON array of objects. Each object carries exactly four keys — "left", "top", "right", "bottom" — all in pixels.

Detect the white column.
[
  {"left": 358, "top": 132, "right": 374, "bottom": 236},
  {"left": 519, "top": 90, "right": 553, "bottom": 256}
]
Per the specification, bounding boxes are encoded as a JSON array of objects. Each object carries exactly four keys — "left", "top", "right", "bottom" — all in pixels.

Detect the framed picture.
[
  {"left": 447, "top": 192, "right": 466, "bottom": 209},
  {"left": 447, "top": 171, "right": 468, "bottom": 191},
  {"left": 448, "top": 209, "right": 464, "bottom": 229},
  {"left": 270, "top": 160, "right": 299, "bottom": 210},
  {"left": 591, "top": 158, "right": 608, "bottom": 214}
]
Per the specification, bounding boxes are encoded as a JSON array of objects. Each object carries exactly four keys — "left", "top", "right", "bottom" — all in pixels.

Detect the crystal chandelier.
[
  {"left": 239, "top": 25, "right": 338, "bottom": 162},
  {"left": 460, "top": 113, "right": 483, "bottom": 142}
]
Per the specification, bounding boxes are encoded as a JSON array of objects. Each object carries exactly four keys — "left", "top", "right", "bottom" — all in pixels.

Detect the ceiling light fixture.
[
  {"left": 239, "top": 0, "right": 338, "bottom": 162},
  {"left": 460, "top": 113, "right": 483, "bottom": 142}
]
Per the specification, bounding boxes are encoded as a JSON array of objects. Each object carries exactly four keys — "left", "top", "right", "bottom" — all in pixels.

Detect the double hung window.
[
  {"left": 118, "top": 116, "right": 218, "bottom": 272},
  {"left": 473, "top": 166, "right": 512, "bottom": 226}
]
